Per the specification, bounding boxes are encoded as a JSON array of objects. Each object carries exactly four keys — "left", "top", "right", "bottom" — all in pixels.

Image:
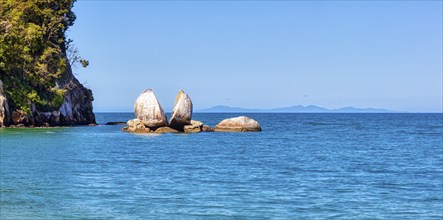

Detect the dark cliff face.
[
  {"left": 0, "top": 79, "right": 10, "bottom": 127},
  {"left": 0, "top": 68, "right": 96, "bottom": 127}
]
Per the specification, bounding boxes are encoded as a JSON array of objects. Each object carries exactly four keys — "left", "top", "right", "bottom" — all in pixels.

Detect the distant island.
[{"left": 198, "top": 105, "right": 395, "bottom": 113}]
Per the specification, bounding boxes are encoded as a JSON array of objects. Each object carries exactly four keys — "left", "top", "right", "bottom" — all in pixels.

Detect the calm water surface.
[{"left": 1, "top": 113, "right": 442, "bottom": 219}]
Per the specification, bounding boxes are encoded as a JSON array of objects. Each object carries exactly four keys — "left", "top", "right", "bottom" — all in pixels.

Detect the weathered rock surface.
[
  {"left": 134, "top": 89, "right": 168, "bottom": 129},
  {"left": 122, "top": 119, "right": 214, "bottom": 134},
  {"left": 154, "top": 126, "right": 179, "bottom": 133},
  {"left": 56, "top": 71, "right": 96, "bottom": 126},
  {"left": 11, "top": 110, "right": 29, "bottom": 125},
  {"left": 184, "top": 120, "right": 203, "bottom": 133},
  {"left": 169, "top": 90, "right": 193, "bottom": 131},
  {"left": 122, "top": 119, "right": 151, "bottom": 133},
  {"left": 0, "top": 80, "right": 10, "bottom": 127},
  {"left": 122, "top": 120, "right": 180, "bottom": 134},
  {"left": 214, "top": 116, "right": 262, "bottom": 132}
]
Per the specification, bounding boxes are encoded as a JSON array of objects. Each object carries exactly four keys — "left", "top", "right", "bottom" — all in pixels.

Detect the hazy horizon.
[
  {"left": 69, "top": 1, "right": 442, "bottom": 113},
  {"left": 93, "top": 104, "right": 440, "bottom": 114}
]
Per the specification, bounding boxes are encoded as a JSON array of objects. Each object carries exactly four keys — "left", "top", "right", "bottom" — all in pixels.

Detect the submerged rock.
[
  {"left": 134, "top": 89, "right": 168, "bottom": 129},
  {"left": 214, "top": 116, "right": 262, "bottom": 132},
  {"left": 169, "top": 90, "right": 193, "bottom": 130}
]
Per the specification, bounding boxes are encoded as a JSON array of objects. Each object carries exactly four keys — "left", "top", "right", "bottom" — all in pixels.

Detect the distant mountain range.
[{"left": 198, "top": 105, "right": 395, "bottom": 113}]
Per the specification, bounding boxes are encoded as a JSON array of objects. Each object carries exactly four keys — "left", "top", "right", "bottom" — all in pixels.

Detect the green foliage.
[
  {"left": 0, "top": 0, "right": 84, "bottom": 114},
  {"left": 66, "top": 39, "right": 89, "bottom": 69},
  {"left": 51, "top": 88, "right": 66, "bottom": 108},
  {"left": 80, "top": 59, "right": 89, "bottom": 68}
]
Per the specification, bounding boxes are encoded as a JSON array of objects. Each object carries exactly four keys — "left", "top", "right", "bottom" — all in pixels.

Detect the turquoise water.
[{"left": 1, "top": 113, "right": 442, "bottom": 219}]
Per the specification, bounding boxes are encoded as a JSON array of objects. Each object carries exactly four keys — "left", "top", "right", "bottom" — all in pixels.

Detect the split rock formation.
[{"left": 122, "top": 88, "right": 261, "bottom": 134}]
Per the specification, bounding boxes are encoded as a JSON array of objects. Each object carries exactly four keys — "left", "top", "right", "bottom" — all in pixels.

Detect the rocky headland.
[
  {"left": 122, "top": 89, "right": 261, "bottom": 134},
  {"left": 0, "top": 71, "right": 96, "bottom": 128},
  {"left": 0, "top": 0, "right": 95, "bottom": 128}
]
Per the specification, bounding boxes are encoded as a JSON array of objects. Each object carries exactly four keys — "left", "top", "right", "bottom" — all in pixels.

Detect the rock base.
[
  {"left": 183, "top": 120, "right": 203, "bottom": 133},
  {"left": 122, "top": 119, "right": 212, "bottom": 134}
]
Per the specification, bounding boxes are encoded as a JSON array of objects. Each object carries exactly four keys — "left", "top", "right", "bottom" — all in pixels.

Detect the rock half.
[
  {"left": 169, "top": 90, "right": 193, "bottom": 130},
  {"left": 214, "top": 116, "right": 262, "bottom": 132},
  {"left": 134, "top": 89, "right": 168, "bottom": 129}
]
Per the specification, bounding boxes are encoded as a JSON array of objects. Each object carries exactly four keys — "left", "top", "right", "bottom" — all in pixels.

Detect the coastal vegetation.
[
  {"left": 0, "top": 0, "right": 86, "bottom": 113},
  {"left": 0, "top": 0, "right": 95, "bottom": 127}
]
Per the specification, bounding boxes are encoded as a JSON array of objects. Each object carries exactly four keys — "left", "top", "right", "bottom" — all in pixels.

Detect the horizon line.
[{"left": 93, "top": 111, "right": 443, "bottom": 114}]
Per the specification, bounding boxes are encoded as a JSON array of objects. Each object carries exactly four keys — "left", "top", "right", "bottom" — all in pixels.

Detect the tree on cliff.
[{"left": 0, "top": 0, "right": 87, "bottom": 114}]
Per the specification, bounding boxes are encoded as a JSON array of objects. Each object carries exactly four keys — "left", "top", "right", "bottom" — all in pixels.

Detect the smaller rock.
[
  {"left": 127, "top": 118, "right": 139, "bottom": 127},
  {"left": 214, "top": 116, "right": 262, "bottom": 132},
  {"left": 184, "top": 127, "right": 200, "bottom": 133},
  {"left": 191, "top": 120, "right": 203, "bottom": 127},
  {"left": 124, "top": 118, "right": 151, "bottom": 133},
  {"left": 154, "top": 126, "right": 179, "bottom": 133},
  {"left": 184, "top": 120, "right": 203, "bottom": 133},
  {"left": 202, "top": 125, "right": 213, "bottom": 132}
]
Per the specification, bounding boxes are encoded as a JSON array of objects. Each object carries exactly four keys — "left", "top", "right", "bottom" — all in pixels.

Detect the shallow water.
[{"left": 1, "top": 113, "right": 442, "bottom": 219}]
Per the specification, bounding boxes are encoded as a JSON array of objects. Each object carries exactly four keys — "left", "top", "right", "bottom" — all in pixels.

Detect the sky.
[{"left": 69, "top": 1, "right": 442, "bottom": 113}]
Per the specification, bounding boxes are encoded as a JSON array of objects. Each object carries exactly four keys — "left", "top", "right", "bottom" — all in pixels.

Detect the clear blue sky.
[{"left": 69, "top": 1, "right": 442, "bottom": 113}]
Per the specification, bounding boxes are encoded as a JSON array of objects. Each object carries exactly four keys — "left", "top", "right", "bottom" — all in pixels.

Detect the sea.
[{"left": 0, "top": 113, "right": 442, "bottom": 219}]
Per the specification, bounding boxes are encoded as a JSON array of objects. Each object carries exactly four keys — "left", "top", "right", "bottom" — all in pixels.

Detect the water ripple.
[{"left": 1, "top": 113, "right": 442, "bottom": 219}]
